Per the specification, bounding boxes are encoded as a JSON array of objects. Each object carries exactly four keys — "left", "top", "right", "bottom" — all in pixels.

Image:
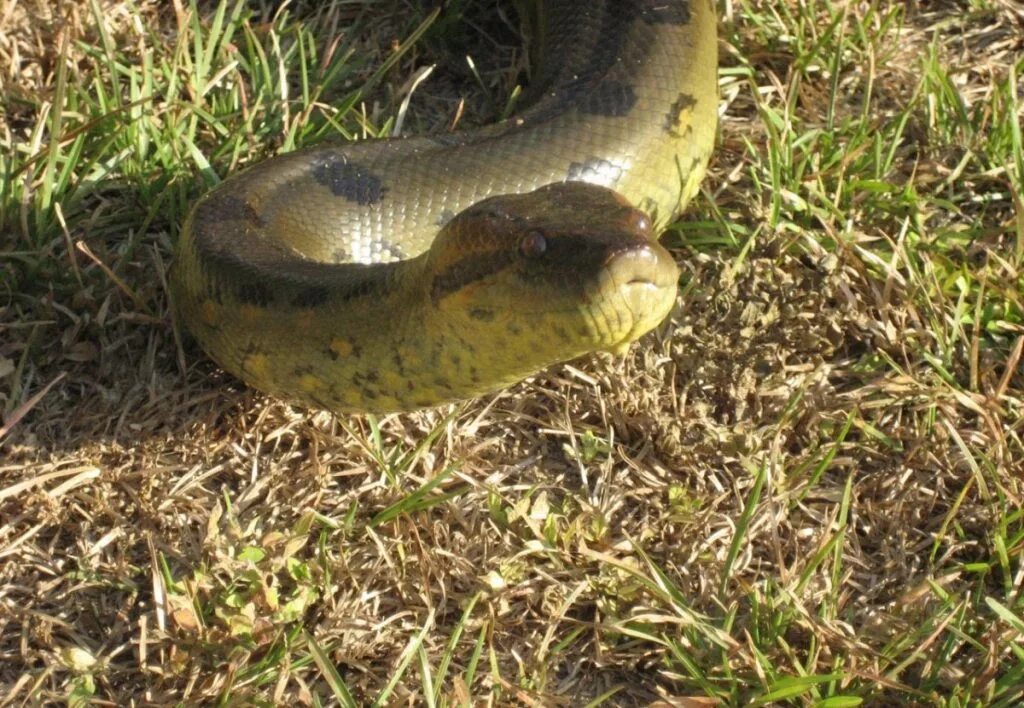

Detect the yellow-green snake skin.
[{"left": 172, "top": 0, "right": 718, "bottom": 412}]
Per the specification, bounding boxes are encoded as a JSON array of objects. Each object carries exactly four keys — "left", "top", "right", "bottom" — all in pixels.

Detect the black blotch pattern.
[
  {"left": 431, "top": 252, "right": 515, "bottom": 302},
  {"left": 191, "top": 193, "right": 268, "bottom": 276},
  {"left": 579, "top": 81, "right": 638, "bottom": 117},
  {"left": 336, "top": 277, "right": 380, "bottom": 302},
  {"left": 469, "top": 308, "right": 495, "bottom": 321},
  {"left": 665, "top": 92, "right": 698, "bottom": 136},
  {"left": 323, "top": 262, "right": 403, "bottom": 304},
  {"left": 236, "top": 281, "right": 273, "bottom": 307},
  {"left": 202, "top": 275, "right": 228, "bottom": 306},
  {"left": 196, "top": 193, "right": 265, "bottom": 227},
  {"left": 311, "top": 154, "right": 386, "bottom": 205},
  {"left": 353, "top": 371, "right": 380, "bottom": 388},
  {"left": 640, "top": 0, "right": 691, "bottom": 25},
  {"left": 291, "top": 286, "right": 329, "bottom": 308}
]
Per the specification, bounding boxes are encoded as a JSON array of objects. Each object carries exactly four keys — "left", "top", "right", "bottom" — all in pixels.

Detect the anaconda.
[{"left": 171, "top": 0, "right": 718, "bottom": 413}]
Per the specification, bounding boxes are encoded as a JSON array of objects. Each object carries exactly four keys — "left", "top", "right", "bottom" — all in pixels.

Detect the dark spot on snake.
[
  {"left": 196, "top": 193, "right": 265, "bottom": 227},
  {"left": 469, "top": 308, "right": 495, "bottom": 322},
  {"left": 517, "top": 3, "right": 637, "bottom": 123},
  {"left": 292, "top": 365, "right": 315, "bottom": 378},
  {"left": 311, "top": 153, "right": 386, "bottom": 206},
  {"left": 236, "top": 280, "right": 274, "bottom": 307},
  {"left": 352, "top": 371, "right": 378, "bottom": 388},
  {"left": 332, "top": 249, "right": 349, "bottom": 264},
  {"left": 507, "top": 323, "right": 522, "bottom": 336},
  {"left": 291, "top": 286, "right": 329, "bottom": 308},
  {"left": 469, "top": 366, "right": 480, "bottom": 384},
  {"left": 203, "top": 276, "right": 227, "bottom": 305},
  {"left": 553, "top": 325, "right": 570, "bottom": 341},
  {"left": 327, "top": 262, "right": 403, "bottom": 304},
  {"left": 434, "top": 377, "right": 452, "bottom": 391},
  {"left": 450, "top": 335, "right": 475, "bottom": 358},
  {"left": 566, "top": 157, "right": 623, "bottom": 183},
  {"left": 431, "top": 252, "right": 515, "bottom": 302},
  {"left": 665, "top": 93, "right": 697, "bottom": 136},
  {"left": 640, "top": 0, "right": 691, "bottom": 25},
  {"left": 578, "top": 81, "right": 637, "bottom": 117},
  {"left": 449, "top": 352, "right": 462, "bottom": 368},
  {"left": 407, "top": 380, "right": 416, "bottom": 392}
]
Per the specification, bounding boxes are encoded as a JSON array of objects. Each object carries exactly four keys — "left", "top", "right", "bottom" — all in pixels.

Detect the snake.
[{"left": 171, "top": 0, "right": 718, "bottom": 413}]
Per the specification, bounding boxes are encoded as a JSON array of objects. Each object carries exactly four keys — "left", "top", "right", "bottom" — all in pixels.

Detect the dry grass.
[{"left": 2, "top": 0, "right": 1023, "bottom": 704}]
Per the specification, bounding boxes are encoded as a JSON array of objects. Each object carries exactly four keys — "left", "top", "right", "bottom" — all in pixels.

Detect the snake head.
[{"left": 426, "top": 181, "right": 679, "bottom": 361}]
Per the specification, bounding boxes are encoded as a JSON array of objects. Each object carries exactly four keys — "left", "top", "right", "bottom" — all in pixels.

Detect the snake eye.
[{"left": 520, "top": 230, "right": 547, "bottom": 259}]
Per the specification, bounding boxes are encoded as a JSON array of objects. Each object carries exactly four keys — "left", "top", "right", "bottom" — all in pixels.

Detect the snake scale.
[{"left": 171, "top": 0, "right": 718, "bottom": 413}]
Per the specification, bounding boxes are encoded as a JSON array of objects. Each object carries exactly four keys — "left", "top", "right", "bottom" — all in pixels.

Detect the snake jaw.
[{"left": 590, "top": 239, "right": 680, "bottom": 351}]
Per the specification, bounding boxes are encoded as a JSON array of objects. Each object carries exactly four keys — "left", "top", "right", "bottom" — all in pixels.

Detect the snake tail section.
[{"left": 172, "top": 0, "right": 718, "bottom": 412}]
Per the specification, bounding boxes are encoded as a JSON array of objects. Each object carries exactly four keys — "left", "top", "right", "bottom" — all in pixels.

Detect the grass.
[{"left": 1, "top": 0, "right": 1023, "bottom": 703}]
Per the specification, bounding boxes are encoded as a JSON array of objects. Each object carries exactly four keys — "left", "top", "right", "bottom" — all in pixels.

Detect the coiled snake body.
[{"left": 172, "top": 0, "right": 718, "bottom": 412}]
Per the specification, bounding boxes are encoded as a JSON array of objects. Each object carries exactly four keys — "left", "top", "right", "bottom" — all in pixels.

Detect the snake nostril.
[{"left": 628, "top": 211, "right": 652, "bottom": 236}]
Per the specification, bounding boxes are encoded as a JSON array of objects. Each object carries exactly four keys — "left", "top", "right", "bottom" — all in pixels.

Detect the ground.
[{"left": 1, "top": 0, "right": 1022, "bottom": 704}]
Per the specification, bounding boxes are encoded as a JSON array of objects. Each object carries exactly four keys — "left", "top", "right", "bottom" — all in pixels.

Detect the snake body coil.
[{"left": 172, "top": 0, "right": 718, "bottom": 412}]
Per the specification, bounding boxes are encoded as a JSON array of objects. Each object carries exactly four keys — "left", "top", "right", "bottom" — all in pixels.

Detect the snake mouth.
[
  {"left": 604, "top": 243, "right": 679, "bottom": 293},
  {"left": 592, "top": 241, "right": 680, "bottom": 347}
]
